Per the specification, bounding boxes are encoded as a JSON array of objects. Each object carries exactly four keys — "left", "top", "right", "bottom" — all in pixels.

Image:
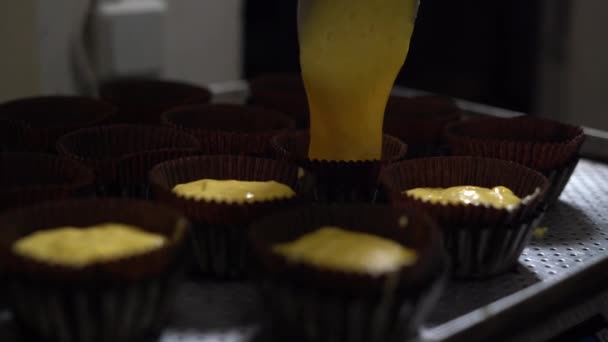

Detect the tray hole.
[
  {"left": 576, "top": 259, "right": 583, "bottom": 262},
  {"left": 549, "top": 271, "right": 557, "bottom": 275},
  {"left": 583, "top": 247, "right": 590, "bottom": 251},
  {"left": 562, "top": 265, "right": 569, "bottom": 268},
  {"left": 537, "top": 253, "right": 545, "bottom": 257},
  {"left": 541, "top": 258, "right": 548, "bottom": 262},
  {"left": 550, "top": 247, "right": 557, "bottom": 251}
]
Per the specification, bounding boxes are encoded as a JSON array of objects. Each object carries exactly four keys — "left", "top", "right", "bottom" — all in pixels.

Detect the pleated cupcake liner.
[
  {"left": 99, "top": 79, "right": 212, "bottom": 124},
  {"left": 10, "top": 271, "right": 182, "bottom": 342},
  {"left": 0, "top": 119, "right": 26, "bottom": 153},
  {"left": 161, "top": 104, "right": 295, "bottom": 158},
  {"left": 380, "top": 156, "right": 550, "bottom": 227},
  {"left": 0, "top": 199, "right": 189, "bottom": 342},
  {"left": 189, "top": 223, "right": 252, "bottom": 279},
  {"left": 0, "top": 96, "right": 115, "bottom": 153},
  {"left": 57, "top": 125, "right": 200, "bottom": 198},
  {"left": 384, "top": 95, "right": 462, "bottom": 148},
  {"left": 149, "top": 155, "right": 303, "bottom": 278},
  {"left": 446, "top": 116, "right": 585, "bottom": 172},
  {"left": 259, "top": 269, "right": 447, "bottom": 342},
  {"left": 445, "top": 209, "right": 546, "bottom": 279},
  {"left": 541, "top": 158, "right": 580, "bottom": 209},
  {"left": 404, "top": 143, "right": 451, "bottom": 159},
  {"left": 249, "top": 204, "right": 446, "bottom": 342},
  {"left": 271, "top": 131, "right": 408, "bottom": 203},
  {"left": 0, "top": 152, "right": 95, "bottom": 211},
  {"left": 248, "top": 73, "right": 310, "bottom": 129}
]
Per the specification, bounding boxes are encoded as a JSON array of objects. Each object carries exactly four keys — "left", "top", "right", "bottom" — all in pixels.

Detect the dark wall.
[{"left": 244, "top": 0, "right": 541, "bottom": 113}]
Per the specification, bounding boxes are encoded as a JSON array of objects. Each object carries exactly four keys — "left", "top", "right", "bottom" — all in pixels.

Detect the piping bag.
[{"left": 298, "top": 0, "right": 419, "bottom": 161}]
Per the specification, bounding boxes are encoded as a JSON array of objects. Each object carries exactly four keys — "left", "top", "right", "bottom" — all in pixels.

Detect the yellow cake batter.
[
  {"left": 405, "top": 186, "right": 522, "bottom": 210},
  {"left": 13, "top": 223, "right": 166, "bottom": 268},
  {"left": 299, "top": 0, "right": 418, "bottom": 160},
  {"left": 172, "top": 179, "right": 295, "bottom": 202},
  {"left": 273, "top": 226, "right": 417, "bottom": 275}
]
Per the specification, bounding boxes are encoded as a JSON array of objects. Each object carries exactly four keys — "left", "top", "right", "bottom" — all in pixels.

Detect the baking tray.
[{"left": 1, "top": 83, "right": 608, "bottom": 341}]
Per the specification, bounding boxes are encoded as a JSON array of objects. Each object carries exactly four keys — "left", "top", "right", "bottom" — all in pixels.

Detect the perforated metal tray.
[{"left": 1, "top": 85, "right": 607, "bottom": 341}]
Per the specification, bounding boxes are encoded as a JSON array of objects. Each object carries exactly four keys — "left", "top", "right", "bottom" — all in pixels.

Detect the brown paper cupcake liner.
[
  {"left": 542, "top": 158, "right": 580, "bottom": 209},
  {"left": 271, "top": 130, "right": 408, "bottom": 203},
  {"left": 248, "top": 73, "right": 310, "bottom": 129},
  {"left": 161, "top": 104, "right": 295, "bottom": 158},
  {"left": 0, "top": 119, "right": 26, "bottom": 153},
  {"left": 57, "top": 125, "right": 200, "bottom": 198},
  {"left": 0, "top": 153, "right": 95, "bottom": 211},
  {"left": 384, "top": 96, "right": 462, "bottom": 157},
  {"left": 445, "top": 209, "right": 546, "bottom": 278},
  {"left": 0, "top": 96, "right": 115, "bottom": 153},
  {"left": 381, "top": 156, "right": 549, "bottom": 227},
  {"left": 149, "top": 155, "right": 303, "bottom": 278},
  {"left": 99, "top": 79, "right": 212, "bottom": 124},
  {"left": 249, "top": 204, "right": 446, "bottom": 342},
  {"left": 0, "top": 199, "right": 189, "bottom": 342},
  {"left": 446, "top": 116, "right": 585, "bottom": 172}
]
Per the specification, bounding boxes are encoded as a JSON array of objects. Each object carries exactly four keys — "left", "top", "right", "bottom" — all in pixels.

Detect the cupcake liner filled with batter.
[
  {"left": 0, "top": 152, "right": 94, "bottom": 211},
  {"left": 250, "top": 204, "right": 446, "bottom": 342},
  {"left": 149, "top": 155, "right": 303, "bottom": 278},
  {"left": 0, "top": 198, "right": 189, "bottom": 342},
  {"left": 446, "top": 116, "right": 585, "bottom": 208},
  {"left": 57, "top": 125, "right": 200, "bottom": 198},
  {"left": 0, "top": 96, "right": 115, "bottom": 153},
  {"left": 271, "top": 130, "right": 407, "bottom": 203},
  {"left": 381, "top": 156, "right": 550, "bottom": 278},
  {"left": 161, "top": 104, "right": 295, "bottom": 158}
]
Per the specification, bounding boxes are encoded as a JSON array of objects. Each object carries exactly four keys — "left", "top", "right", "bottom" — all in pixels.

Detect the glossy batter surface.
[
  {"left": 13, "top": 223, "right": 166, "bottom": 267},
  {"left": 273, "top": 226, "right": 417, "bottom": 275}
]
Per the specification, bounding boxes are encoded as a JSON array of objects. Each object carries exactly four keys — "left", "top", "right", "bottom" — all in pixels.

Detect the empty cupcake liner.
[
  {"left": 0, "top": 199, "right": 189, "bottom": 342},
  {"left": 381, "top": 156, "right": 549, "bottom": 227},
  {"left": 0, "top": 153, "right": 95, "bottom": 211},
  {"left": 384, "top": 96, "right": 462, "bottom": 158},
  {"left": 0, "top": 119, "right": 26, "bottom": 153},
  {"left": 99, "top": 79, "right": 212, "bottom": 124},
  {"left": 446, "top": 116, "right": 585, "bottom": 173},
  {"left": 542, "top": 158, "right": 580, "bottom": 209},
  {"left": 248, "top": 73, "right": 310, "bottom": 129},
  {"left": 57, "top": 125, "right": 200, "bottom": 198},
  {"left": 149, "top": 155, "right": 303, "bottom": 278},
  {"left": 445, "top": 209, "right": 546, "bottom": 278},
  {"left": 271, "top": 131, "right": 407, "bottom": 203},
  {"left": 250, "top": 204, "right": 446, "bottom": 342},
  {"left": 161, "top": 104, "right": 295, "bottom": 158},
  {"left": 0, "top": 96, "right": 115, "bottom": 153}
]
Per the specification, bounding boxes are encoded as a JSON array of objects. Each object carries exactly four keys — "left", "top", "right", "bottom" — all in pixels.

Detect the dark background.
[{"left": 244, "top": 0, "right": 541, "bottom": 113}]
